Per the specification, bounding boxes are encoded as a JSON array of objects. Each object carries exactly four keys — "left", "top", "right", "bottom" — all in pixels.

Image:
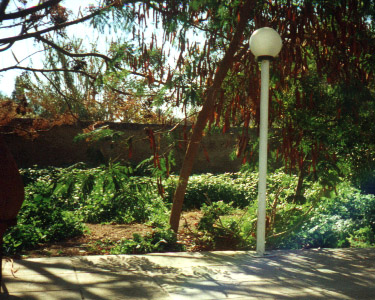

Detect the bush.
[
  {"left": 3, "top": 164, "right": 170, "bottom": 255},
  {"left": 196, "top": 201, "right": 255, "bottom": 250},
  {"left": 278, "top": 183, "right": 375, "bottom": 249},
  {"left": 78, "top": 183, "right": 164, "bottom": 224},
  {"left": 165, "top": 172, "right": 259, "bottom": 209},
  {"left": 3, "top": 191, "right": 83, "bottom": 255},
  {"left": 110, "top": 228, "right": 185, "bottom": 254},
  {"left": 19, "top": 164, "right": 168, "bottom": 225},
  {"left": 193, "top": 171, "right": 319, "bottom": 251},
  {"left": 348, "top": 226, "right": 375, "bottom": 248},
  {"left": 73, "top": 170, "right": 168, "bottom": 225}
]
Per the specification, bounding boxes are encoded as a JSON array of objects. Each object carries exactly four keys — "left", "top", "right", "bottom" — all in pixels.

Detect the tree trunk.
[
  {"left": 169, "top": 0, "right": 256, "bottom": 232},
  {"left": 295, "top": 166, "right": 305, "bottom": 200},
  {"left": 0, "top": 239, "right": 3, "bottom": 291},
  {"left": 0, "top": 135, "right": 25, "bottom": 287}
]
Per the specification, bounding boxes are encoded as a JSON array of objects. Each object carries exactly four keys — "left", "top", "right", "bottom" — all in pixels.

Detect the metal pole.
[{"left": 256, "top": 59, "right": 270, "bottom": 256}]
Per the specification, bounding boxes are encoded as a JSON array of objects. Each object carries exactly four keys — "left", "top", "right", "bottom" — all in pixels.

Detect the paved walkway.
[{"left": 1, "top": 248, "right": 374, "bottom": 299}]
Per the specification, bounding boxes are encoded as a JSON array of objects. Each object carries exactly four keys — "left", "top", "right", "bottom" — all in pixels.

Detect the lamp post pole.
[
  {"left": 256, "top": 58, "right": 270, "bottom": 256},
  {"left": 249, "top": 27, "right": 282, "bottom": 256}
]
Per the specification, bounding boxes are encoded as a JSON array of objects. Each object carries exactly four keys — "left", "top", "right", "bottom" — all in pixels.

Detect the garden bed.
[
  {"left": 17, "top": 211, "right": 203, "bottom": 258},
  {"left": 3, "top": 165, "right": 375, "bottom": 258}
]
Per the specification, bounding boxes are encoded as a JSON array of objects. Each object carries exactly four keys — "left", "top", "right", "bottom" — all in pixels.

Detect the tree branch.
[
  {"left": 1, "top": 0, "right": 61, "bottom": 21},
  {"left": 0, "top": 65, "right": 96, "bottom": 79},
  {"left": 11, "top": 48, "right": 49, "bottom": 65},
  {"left": 0, "top": 0, "right": 10, "bottom": 21},
  {"left": 40, "top": 72, "right": 79, "bottom": 121},
  {"left": 0, "top": 40, "right": 13, "bottom": 52},
  {"left": 36, "top": 35, "right": 111, "bottom": 67},
  {"left": 107, "top": 86, "right": 132, "bottom": 96},
  {"left": 0, "top": 6, "right": 105, "bottom": 45},
  {"left": 0, "top": 64, "right": 137, "bottom": 97}
]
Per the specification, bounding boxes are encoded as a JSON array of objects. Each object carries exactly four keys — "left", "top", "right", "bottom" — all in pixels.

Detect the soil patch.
[{"left": 21, "top": 210, "right": 204, "bottom": 258}]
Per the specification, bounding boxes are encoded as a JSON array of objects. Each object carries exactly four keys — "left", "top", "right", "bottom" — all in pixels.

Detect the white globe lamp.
[
  {"left": 250, "top": 27, "right": 282, "bottom": 256},
  {"left": 250, "top": 27, "right": 282, "bottom": 58}
]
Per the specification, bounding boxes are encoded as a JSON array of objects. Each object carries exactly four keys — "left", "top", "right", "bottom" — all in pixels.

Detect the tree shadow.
[
  {"left": 1, "top": 249, "right": 374, "bottom": 299},
  {"left": 1, "top": 256, "right": 170, "bottom": 299},
  {"left": 201, "top": 248, "right": 375, "bottom": 299}
]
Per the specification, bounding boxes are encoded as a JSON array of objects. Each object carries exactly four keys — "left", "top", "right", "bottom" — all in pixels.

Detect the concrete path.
[{"left": 1, "top": 248, "right": 374, "bottom": 299}]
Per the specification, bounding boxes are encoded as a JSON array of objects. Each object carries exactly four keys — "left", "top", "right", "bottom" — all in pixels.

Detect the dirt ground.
[{"left": 22, "top": 211, "right": 204, "bottom": 258}]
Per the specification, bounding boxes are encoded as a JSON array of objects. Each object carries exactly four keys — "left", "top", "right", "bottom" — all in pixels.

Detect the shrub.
[
  {"left": 3, "top": 164, "right": 171, "bottom": 255},
  {"left": 19, "top": 164, "right": 168, "bottom": 225},
  {"left": 193, "top": 170, "right": 320, "bottom": 251},
  {"left": 73, "top": 171, "right": 167, "bottom": 225},
  {"left": 278, "top": 183, "right": 375, "bottom": 249},
  {"left": 347, "top": 226, "right": 375, "bottom": 248},
  {"left": 165, "top": 172, "right": 259, "bottom": 209},
  {"left": 79, "top": 185, "right": 168, "bottom": 225},
  {"left": 110, "top": 228, "right": 185, "bottom": 254},
  {"left": 197, "top": 201, "right": 255, "bottom": 250},
  {"left": 3, "top": 191, "right": 83, "bottom": 255}
]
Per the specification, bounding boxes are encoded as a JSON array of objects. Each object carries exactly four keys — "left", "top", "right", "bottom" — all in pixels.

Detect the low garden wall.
[{"left": 2, "top": 120, "right": 257, "bottom": 173}]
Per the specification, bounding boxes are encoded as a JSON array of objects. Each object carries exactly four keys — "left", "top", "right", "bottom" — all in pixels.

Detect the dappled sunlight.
[{"left": 1, "top": 249, "right": 375, "bottom": 299}]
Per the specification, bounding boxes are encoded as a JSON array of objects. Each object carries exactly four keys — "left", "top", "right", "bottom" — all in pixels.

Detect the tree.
[
  {"left": 0, "top": 129, "right": 24, "bottom": 285},
  {"left": 0, "top": 1, "right": 113, "bottom": 47},
  {"left": 15, "top": 43, "right": 165, "bottom": 122},
  {"left": 1, "top": 1, "right": 189, "bottom": 123},
  {"left": 1, "top": 0, "right": 374, "bottom": 234},
  {"left": 0, "top": 1, "right": 121, "bottom": 123},
  {"left": 169, "top": 0, "right": 375, "bottom": 231}
]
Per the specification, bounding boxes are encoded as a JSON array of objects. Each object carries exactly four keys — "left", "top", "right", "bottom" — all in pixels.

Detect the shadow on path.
[{"left": 0, "top": 248, "right": 374, "bottom": 299}]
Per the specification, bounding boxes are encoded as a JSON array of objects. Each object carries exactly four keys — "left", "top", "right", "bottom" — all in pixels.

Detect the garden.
[
  {"left": 3, "top": 160, "right": 375, "bottom": 258},
  {"left": 1, "top": 1, "right": 375, "bottom": 258}
]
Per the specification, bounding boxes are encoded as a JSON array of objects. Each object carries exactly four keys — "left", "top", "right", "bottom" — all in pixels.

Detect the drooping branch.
[
  {"left": 8, "top": 48, "right": 50, "bottom": 65},
  {"left": 33, "top": 37, "right": 169, "bottom": 86},
  {"left": 7, "top": 36, "right": 166, "bottom": 88}
]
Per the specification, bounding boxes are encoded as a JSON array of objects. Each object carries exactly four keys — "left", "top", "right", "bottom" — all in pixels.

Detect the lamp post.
[{"left": 249, "top": 27, "right": 282, "bottom": 256}]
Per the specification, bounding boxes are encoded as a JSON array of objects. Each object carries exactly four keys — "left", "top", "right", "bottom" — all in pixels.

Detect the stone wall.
[{"left": 2, "top": 120, "right": 256, "bottom": 173}]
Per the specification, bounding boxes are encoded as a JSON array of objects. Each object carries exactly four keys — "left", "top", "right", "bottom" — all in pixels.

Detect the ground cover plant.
[{"left": 2, "top": 165, "right": 375, "bottom": 256}]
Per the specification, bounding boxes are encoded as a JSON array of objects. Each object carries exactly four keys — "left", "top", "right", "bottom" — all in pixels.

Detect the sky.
[{"left": 0, "top": 0, "right": 130, "bottom": 96}]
